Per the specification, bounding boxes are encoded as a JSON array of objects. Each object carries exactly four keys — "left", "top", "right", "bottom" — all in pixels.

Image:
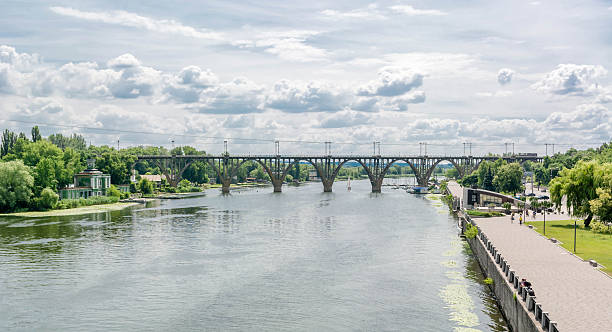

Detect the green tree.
[
  {"left": 477, "top": 161, "right": 496, "bottom": 191},
  {"left": 550, "top": 161, "right": 599, "bottom": 227},
  {"left": 590, "top": 188, "right": 612, "bottom": 223},
  {"left": 0, "top": 160, "right": 34, "bottom": 212},
  {"left": 1, "top": 129, "right": 16, "bottom": 157},
  {"left": 138, "top": 178, "right": 154, "bottom": 194},
  {"left": 107, "top": 184, "right": 122, "bottom": 198},
  {"left": 34, "top": 158, "right": 59, "bottom": 193},
  {"left": 31, "top": 126, "right": 42, "bottom": 142},
  {"left": 460, "top": 172, "right": 478, "bottom": 187},
  {"left": 493, "top": 162, "right": 524, "bottom": 194},
  {"left": 35, "top": 187, "right": 59, "bottom": 210},
  {"left": 445, "top": 168, "right": 459, "bottom": 180}
]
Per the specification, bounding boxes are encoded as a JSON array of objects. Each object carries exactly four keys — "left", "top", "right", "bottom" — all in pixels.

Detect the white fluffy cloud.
[
  {"left": 497, "top": 68, "right": 514, "bottom": 85},
  {"left": 162, "top": 66, "right": 218, "bottom": 103},
  {"left": 266, "top": 80, "right": 347, "bottom": 113},
  {"left": 191, "top": 77, "right": 265, "bottom": 114},
  {"left": 358, "top": 67, "right": 424, "bottom": 97},
  {"left": 233, "top": 30, "right": 328, "bottom": 63},
  {"left": 532, "top": 64, "right": 607, "bottom": 96}
]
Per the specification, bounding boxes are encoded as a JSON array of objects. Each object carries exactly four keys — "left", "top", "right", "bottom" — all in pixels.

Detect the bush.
[
  {"left": 56, "top": 195, "right": 119, "bottom": 209},
  {"left": 591, "top": 221, "right": 612, "bottom": 234},
  {"left": 107, "top": 185, "right": 121, "bottom": 198},
  {"left": 39, "top": 188, "right": 58, "bottom": 210},
  {"left": 466, "top": 210, "right": 504, "bottom": 217},
  {"left": 465, "top": 223, "right": 479, "bottom": 239},
  {"left": 483, "top": 277, "right": 494, "bottom": 285}
]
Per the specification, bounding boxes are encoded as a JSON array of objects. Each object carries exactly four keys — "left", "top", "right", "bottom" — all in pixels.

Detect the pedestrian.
[{"left": 519, "top": 215, "right": 522, "bottom": 225}]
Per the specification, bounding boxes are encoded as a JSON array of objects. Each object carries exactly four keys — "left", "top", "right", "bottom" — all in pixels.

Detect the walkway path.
[{"left": 448, "top": 182, "right": 612, "bottom": 331}]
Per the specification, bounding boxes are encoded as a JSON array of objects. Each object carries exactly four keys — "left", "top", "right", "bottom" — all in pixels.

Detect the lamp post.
[{"left": 574, "top": 219, "right": 577, "bottom": 253}]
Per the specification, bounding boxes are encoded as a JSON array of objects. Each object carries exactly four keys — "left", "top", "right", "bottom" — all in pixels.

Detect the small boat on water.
[{"left": 407, "top": 186, "right": 429, "bottom": 194}]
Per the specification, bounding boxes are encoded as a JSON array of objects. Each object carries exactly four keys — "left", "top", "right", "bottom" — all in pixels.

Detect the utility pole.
[
  {"left": 552, "top": 144, "right": 555, "bottom": 155},
  {"left": 545, "top": 143, "right": 549, "bottom": 156},
  {"left": 463, "top": 142, "right": 466, "bottom": 156},
  {"left": 324, "top": 141, "right": 332, "bottom": 156},
  {"left": 171, "top": 138, "right": 175, "bottom": 151},
  {"left": 512, "top": 142, "right": 515, "bottom": 155},
  {"left": 224, "top": 139, "right": 228, "bottom": 155},
  {"left": 117, "top": 138, "right": 120, "bottom": 151},
  {"left": 373, "top": 141, "right": 377, "bottom": 155},
  {"left": 274, "top": 140, "right": 280, "bottom": 155}
]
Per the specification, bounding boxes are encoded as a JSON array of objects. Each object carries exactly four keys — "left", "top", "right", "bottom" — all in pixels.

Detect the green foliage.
[
  {"left": 56, "top": 195, "right": 119, "bottom": 209},
  {"left": 459, "top": 172, "right": 478, "bottom": 187},
  {"left": 48, "top": 133, "right": 87, "bottom": 150},
  {"left": 493, "top": 162, "right": 524, "bottom": 194},
  {"left": 590, "top": 221, "right": 612, "bottom": 234},
  {"left": 483, "top": 277, "right": 493, "bottom": 285},
  {"left": 138, "top": 178, "right": 154, "bottom": 194},
  {"left": 0, "top": 160, "right": 34, "bottom": 212},
  {"left": 502, "top": 202, "right": 512, "bottom": 211},
  {"left": 32, "top": 187, "right": 59, "bottom": 211},
  {"left": 466, "top": 210, "right": 504, "bottom": 217},
  {"left": 1, "top": 129, "right": 17, "bottom": 158},
  {"left": 107, "top": 185, "right": 122, "bottom": 198},
  {"left": 550, "top": 160, "right": 610, "bottom": 226},
  {"left": 477, "top": 161, "right": 496, "bottom": 191},
  {"left": 285, "top": 174, "right": 293, "bottom": 182},
  {"left": 465, "top": 223, "right": 478, "bottom": 239},
  {"left": 590, "top": 188, "right": 612, "bottom": 223},
  {"left": 445, "top": 168, "right": 459, "bottom": 179},
  {"left": 31, "top": 126, "right": 42, "bottom": 142}
]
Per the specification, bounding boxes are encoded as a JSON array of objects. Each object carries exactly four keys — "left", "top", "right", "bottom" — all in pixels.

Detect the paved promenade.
[{"left": 447, "top": 182, "right": 612, "bottom": 331}]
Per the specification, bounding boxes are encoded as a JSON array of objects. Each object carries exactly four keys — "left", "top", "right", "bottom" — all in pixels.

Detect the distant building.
[
  {"left": 139, "top": 174, "right": 167, "bottom": 189},
  {"left": 308, "top": 169, "right": 320, "bottom": 181},
  {"left": 59, "top": 159, "right": 111, "bottom": 200}
]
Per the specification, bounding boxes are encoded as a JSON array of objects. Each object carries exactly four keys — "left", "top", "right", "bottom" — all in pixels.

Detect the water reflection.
[{"left": 0, "top": 180, "right": 508, "bottom": 331}]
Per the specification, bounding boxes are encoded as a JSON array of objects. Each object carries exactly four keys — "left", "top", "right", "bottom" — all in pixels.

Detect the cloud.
[
  {"left": 475, "top": 90, "right": 513, "bottom": 98},
  {"left": 389, "top": 5, "right": 447, "bottom": 16},
  {"left": 266, "top": 80, "right": 347, "bottom": 113},
  {"left": 358, "top": 67, "right": 424, "bottom": 97},
  {"left": 190, "top": 77, "right": 265, "bottom": 114},
  {"left": 0, "top": 45, "right": 41, "bottom": 71},
  {"left": 321, "top": 4, "right": 386, "bottom": 20},
  {"left": 162, "top": 65, "right": 218, "bottom": 103},
  {"left": 222, "top": 115, "right": 253, "bottom": 128},
  {"left": 532, "top": 64, "right": 607, "bottom": 96},
  {"left": 544, "top": 103, "right": 610, "bottom": 130},
  {"left": 49, "top": 6, "right": 222, "bottom": 40},
  {"left": 497, "top": 68, "right": 514, "bottom": 85},
  {"left": 319, "top": 110, "right": 372, "bottom": 128},
  {"left": 234, "top": 30, "right": 328, "bottom": 62}
]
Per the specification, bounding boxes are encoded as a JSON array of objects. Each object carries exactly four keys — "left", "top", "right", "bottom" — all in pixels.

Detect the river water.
[{"left": 0, "top": 179, "right": 508, "bottom": 331}]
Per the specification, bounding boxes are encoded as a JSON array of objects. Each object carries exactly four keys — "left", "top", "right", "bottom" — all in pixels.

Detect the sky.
[{"left": 1, "top": 0, "right": 611, "bottom": 155}]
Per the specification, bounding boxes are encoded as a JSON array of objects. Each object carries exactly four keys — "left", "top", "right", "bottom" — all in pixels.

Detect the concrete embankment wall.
[{"left": 460, "top": 216, "right": 557, "bottom": 332}]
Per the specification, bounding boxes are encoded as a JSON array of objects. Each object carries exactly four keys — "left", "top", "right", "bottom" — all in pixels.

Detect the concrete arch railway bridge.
[{"left": 135, "top": 154, "right": 543, "bottom": 193}]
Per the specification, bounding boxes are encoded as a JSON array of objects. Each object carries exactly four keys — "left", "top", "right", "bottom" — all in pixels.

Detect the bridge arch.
[
  {"left": 379, "top": 159, "right": 421, "bottom": 182},
  {"left": 330, "top": 158, "right": 375, "bottom": 185},
  {"left": 423, "top": 158, "right": 465, "bottom": 185}
]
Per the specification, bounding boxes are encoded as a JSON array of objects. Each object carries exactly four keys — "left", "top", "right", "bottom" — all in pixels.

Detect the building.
[
  {"left": 462, "top": 187, "right": 516, "bottom": 209},
  {"left": 139, "top": 174, "right": 167, "bottom": 189},
  {"left": 308, "top": 169, "right": 320, "bottom": 181},
  {"left": 59, "top": 160, "right": 111, "bottom": 200}
]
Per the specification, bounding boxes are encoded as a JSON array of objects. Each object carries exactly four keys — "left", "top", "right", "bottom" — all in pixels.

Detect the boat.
[{"left": 407, "top": 186, "right": 429, "bottom": 194}]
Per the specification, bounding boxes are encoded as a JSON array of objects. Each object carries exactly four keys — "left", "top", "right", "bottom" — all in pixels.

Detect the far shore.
[{"left": 1, "top": 202, "right": 143, "bottom": 218}]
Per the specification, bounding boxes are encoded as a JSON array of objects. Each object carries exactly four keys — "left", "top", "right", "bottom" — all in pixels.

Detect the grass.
[
  {"left": 465, "top": 210, "right": 505, "bottom": 217},
  {"left": 526, "top": 219, "right": 612, "bottom": 276}
]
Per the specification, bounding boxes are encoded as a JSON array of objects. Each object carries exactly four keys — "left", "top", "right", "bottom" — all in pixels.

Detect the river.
[{"left": 0, "top": 179, "right": 508, "bottom": 331}]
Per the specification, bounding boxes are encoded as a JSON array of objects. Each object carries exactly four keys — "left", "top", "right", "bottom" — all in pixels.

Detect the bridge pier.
[
  {"left": 221, "top": 179, "right": 231, "bottom": 194},
  {"left": 371, "top": 178, "right": 383, "bottom": 193},
  {"left": 272, "top": 180, "right": 283, "bottom": 193},
  {"left": 323, "top": 180, "right": 333, "bottom": 192}
]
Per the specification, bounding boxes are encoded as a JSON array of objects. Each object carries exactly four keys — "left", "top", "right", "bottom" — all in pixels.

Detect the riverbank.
[{"left": 1, "top": 202, "right": 142, "bottom": 217}]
